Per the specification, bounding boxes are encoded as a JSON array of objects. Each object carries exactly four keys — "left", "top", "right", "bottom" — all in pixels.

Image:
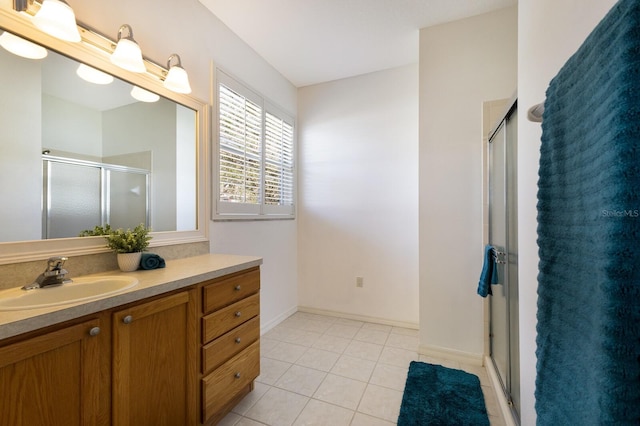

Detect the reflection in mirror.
[{"left": 0, "top": 30, "right": 197, "bottom": 243}]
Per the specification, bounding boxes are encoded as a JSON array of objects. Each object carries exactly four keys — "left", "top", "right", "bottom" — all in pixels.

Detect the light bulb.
[
  {"left": 110, "top": 25, "right": 145, "bottom": 73},
  {"left": 77, "top": 64, "right": 114, "bottom": 85},
  {"left": 0, "top": 32, "right": 47, "bottom": 59},
  {"left": 163, "top": 54, "right": 191, "bottom": 94},
  {"left": 131, "top": 86, "right": 159, "bottom": 103},
  {"left": 32, "top": 0, "right": 81, "bottom": 43}
]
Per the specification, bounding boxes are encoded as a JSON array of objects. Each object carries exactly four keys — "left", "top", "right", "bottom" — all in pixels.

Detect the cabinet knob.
[
  {"left": 89, "top": 326, "right": 101, "bottom": 336},
  {"left": 234, "top": 311, "right": 242, "bottom": 318},
  {"left": 235, "top": 337, "right": 241, "bottom": 344},
  {"left": 123, "top": 315, "right": 133, "bottom": 324},
  {"left": 234, "top": 285, "right": 241, "bottom": 291},
  {"left": 234, "top": 372, "right": 241, "bottom": 379}
]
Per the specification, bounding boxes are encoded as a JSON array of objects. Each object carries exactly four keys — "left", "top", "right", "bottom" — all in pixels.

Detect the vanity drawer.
[
  {"left": 202, "top": 293, "right": 260, "bottom": 343},
  {"left": 202, "top": 341, "right": 260, "bottom": 422},
  {"left": 202, "top": 268, "right": 260, "bottom": 314},
  {"left": 202, "top": 316, "right": 260, "bottom": 374}
]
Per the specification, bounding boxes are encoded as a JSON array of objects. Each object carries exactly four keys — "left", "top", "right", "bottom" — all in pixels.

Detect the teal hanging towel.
[
  {"left": 536, "top": 0, "right": 640, "bottom": 424},
  {"left": 477, "top": 245, "right": 499, "bottom": 297}
]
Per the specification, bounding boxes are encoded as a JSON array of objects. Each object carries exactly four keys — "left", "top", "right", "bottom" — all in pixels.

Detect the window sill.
[{"left": 212, "top": 214, "right": 295, "bottom": 222}]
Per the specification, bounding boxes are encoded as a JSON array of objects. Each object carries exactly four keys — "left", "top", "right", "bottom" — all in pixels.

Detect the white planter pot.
[{"left": 117, "top": 252, "right": 142, "bottom": 272}]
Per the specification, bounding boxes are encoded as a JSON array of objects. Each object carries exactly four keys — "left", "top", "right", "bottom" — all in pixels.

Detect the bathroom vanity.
[{"left": 0, "top": 254, "right": 261, "bottom": 426}]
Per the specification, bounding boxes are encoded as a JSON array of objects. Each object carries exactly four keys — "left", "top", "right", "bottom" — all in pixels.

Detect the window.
[{"left": 215, "top": 70, "right": 295, "bottom": 219}]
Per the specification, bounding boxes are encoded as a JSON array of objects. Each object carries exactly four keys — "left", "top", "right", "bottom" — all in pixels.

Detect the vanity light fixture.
[
  {"left": 76, "top": 63, "right": 113, "bottom": 85},
  {"left": 131, "top": 86, "right": 159, "bottom": 103},
  {"left": 110, "top": 24, "right": 145, "bottom": 73},
  {"left": 12, "top": 3, "right": 189, "bottom": 91},
  {"left": 0, "top": 31, "right": 47, "bottom": 59},
  {"left": 31, "top": 0, "right": 81, "bottom": 42},
  {"left": 163, "top": 54, "right": 192, "bottom": 94}
]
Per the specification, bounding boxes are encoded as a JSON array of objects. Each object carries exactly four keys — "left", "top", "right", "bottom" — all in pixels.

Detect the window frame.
[{"left": 213, "top": 69, "right": 296, "bottom": 221}]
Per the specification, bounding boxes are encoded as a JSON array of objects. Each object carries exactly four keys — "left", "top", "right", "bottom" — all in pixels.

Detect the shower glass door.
[
  {"left": 488, "top": 103, "right": 519, "bottom": 420},
  {"left": 44, "top": 161, "right": 102, "bottom": 239},
  {"left": 43, "top": 157, "right": 150, "bottom": 238}
]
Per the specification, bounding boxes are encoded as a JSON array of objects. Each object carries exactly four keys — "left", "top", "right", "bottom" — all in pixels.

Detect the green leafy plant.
[
  {"left": 79, "top": 223, "right": 152, "bottom": 253},
  {"left": 78, "top": 224, "right": 113, "bottom": 237}
]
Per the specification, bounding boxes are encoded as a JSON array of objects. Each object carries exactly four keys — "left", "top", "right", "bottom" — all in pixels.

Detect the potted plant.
[{"left": 80, "top": 224, "right": 152, "bottom": 271}]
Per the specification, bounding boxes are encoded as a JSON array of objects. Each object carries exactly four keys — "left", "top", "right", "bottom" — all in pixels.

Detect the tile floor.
[{"left": 220, "top": 311, "right": 506, "bottom": 426}]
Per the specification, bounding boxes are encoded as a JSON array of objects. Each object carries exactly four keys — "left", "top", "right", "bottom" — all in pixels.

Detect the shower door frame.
[
  {"left": 42, "top": 155, "right": 151, "bottom": 239},
  {"left": 487, "top": 98, "right": 520, "bottom": 423}
]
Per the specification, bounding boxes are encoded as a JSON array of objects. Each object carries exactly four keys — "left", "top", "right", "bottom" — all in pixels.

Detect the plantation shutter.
[
  {"left": 264, "top": 108, "right": 294, "bottom": 214},
  {"left": 216, "top": 70, "right": 295, "bottom": 218},
  {"left": 218, "top": 76, "right": 262, "bottom": 214}
]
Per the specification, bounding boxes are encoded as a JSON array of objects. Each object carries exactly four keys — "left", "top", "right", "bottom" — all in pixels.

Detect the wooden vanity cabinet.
[
  {"left": 200, "top": 267, "right": 261, "bottom": 425},
  {"left": 0, "top": 264, "right": 260, "bottom": 426},
  {"left": 112, "top": 289, "right": 197, "bottom": 426},
  {"left": 0, "top": 317, "right": 106, "bottom": 426}
]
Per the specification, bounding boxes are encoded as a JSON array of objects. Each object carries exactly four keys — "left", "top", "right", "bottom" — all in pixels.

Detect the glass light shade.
[
  {"left": 0, "top": 32, "right": 48, "bottom": 59},
  {"left": 32, "top": 0, "right": 81, "bottom": 43},
  {"left": 163, "top": 65, "right": 192, "bottom": 94},
  {"left": 76, "top": 64, "right": 113, "bottom": 85},
  {"left": 111, "top": 38, "right": 145, "bottom": 73},
  {"left": 131, "top": 86, "right": 159, "bottom": 103}
]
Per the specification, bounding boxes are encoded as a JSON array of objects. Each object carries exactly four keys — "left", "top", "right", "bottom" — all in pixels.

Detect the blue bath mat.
[{"left": 397, "top": 361, "right": 489, "bottom": 426}]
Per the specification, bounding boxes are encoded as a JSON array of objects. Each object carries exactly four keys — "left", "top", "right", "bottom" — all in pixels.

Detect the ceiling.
[
  {"left": 198, "top": 0, "right": 516, "bottom": 87},
  {"left": 42, "top": 51, "right": 136, "bottom": 111}
]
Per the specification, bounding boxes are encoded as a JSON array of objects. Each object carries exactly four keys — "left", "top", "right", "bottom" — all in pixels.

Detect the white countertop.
[{"left": 0, "top": 253, "right": 262, "bottom": 340}]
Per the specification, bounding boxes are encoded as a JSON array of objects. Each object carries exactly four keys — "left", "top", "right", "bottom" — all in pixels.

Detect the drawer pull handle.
[
  {"left": 234, "top": 372, "right": 241, "bottom": 379},
  {"left": 235, "top": 311, "right": 242, "bottom": 317},
  {"left": 234, "top": 285, "right": 241, "bottom": 291},
  {"left": 89, "top": 327, "right": 101, "bottom": 336},
  {"left": 123, "top": 315, "right": 133, "bottom": 324},
  {"left": 235, "top": 337, "right": 241, "bottom": 344}
]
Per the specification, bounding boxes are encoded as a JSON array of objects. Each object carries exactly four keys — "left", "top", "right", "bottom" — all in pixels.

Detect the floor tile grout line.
[
  {"left": 255, "top": 360, "right": 404, "bottom": 422},
  {"left": 231, "top": 311, "right": 500, "bottom": 425}
]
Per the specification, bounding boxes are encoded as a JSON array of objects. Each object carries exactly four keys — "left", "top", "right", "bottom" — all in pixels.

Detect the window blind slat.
[
  {"left": 263, "top": 111, "right": 294, "bottom": 206},
  {"left": 219, "top": 81, "right": 264, "bottom": 205},
  {"left": 218, "top": 75, "right": 295, "bottom": 215}
]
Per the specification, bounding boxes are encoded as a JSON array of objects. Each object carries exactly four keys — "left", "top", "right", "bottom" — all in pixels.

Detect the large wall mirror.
[{"left": 0, "top": 9, "right": 208, "bottom": 264}]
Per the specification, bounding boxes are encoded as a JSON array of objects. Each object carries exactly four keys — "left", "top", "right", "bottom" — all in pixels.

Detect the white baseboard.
[
  {"left": 297, "top": 306, "right": 419, "bottom": 330},
  {"left": 418, "top": 344, "right": 484, "bottom": 366},
  {"left": 484, "top": 355, "right": 517, "bottom": 426},
  {"left": 260, "top": 305, "right": 297, "bottom": 335}
]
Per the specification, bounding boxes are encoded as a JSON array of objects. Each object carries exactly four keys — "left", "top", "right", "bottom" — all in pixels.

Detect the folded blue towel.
[
  {"left": 477, "top": 245, "right": 499, "bottom": 297},
  {"left": 139, "top": 253, "right": 165, "bottom": 270}
]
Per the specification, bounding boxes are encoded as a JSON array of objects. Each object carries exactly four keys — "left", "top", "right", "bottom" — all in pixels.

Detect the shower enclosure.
[
  {"left": 487, "top": 99, "right": 520, "bottom": 422},
  {"left": 43, "top": 155, "right": 150, "bottom": 239}
]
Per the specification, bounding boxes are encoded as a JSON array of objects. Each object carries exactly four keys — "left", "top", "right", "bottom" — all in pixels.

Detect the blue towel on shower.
[
  {"left": 536, "top": 0, "right": 640, "bottom": 424},
  {"left": 477, "top": 245, "right": 499, "bottom": 297},
  {"left": 139, "top": 253, "right": 165, "bottom": 270}
]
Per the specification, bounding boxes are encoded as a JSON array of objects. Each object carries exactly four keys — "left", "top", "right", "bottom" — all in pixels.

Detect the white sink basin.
[{"left": 0, "top": 276, "right": 138, "bottom": 311}]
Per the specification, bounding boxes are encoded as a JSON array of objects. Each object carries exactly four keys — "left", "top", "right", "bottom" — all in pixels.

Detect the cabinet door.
[
  {"left": 0, "top": 319, "right": 102, "bottom": 426},
  {"left": 112, "top": 290, "right": 197, "bottom": 426}
]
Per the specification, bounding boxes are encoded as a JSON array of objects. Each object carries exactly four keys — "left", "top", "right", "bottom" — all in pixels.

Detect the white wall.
[
  {"left": 11, "top": 0, "right": 300, "bottom": 331},
  {"left": 0, "top": 48, "right": 41, "bottom": 242},
  {"left": 103, "top": 100, "right": 176, "bottom": 232},
  {"left": 517, "top": 1, "right": 616, "bottom": 424},
  {"left": 176, "top": 105, "right": 197, "bottom": 231},
  {"left": 418, "top": 6, "right": 517, "bottom": 360},
  {"left": 297, "top": 65, "right": 419, "bottom": 326},
  {"left": 42, "top": 95, "right": 102, "bottom": 156},
  {"left": 210, "top": 221, "right": 298, "bottom": 332}
]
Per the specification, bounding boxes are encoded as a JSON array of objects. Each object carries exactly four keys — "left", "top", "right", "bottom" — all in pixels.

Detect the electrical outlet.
[{"left": 356, "top": 277, "right": 364, "bottom": 288}]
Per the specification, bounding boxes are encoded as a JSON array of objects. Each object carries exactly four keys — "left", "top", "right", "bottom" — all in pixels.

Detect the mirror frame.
[{"left": 0, "top": 8, "right": 209, "bottom": 265}]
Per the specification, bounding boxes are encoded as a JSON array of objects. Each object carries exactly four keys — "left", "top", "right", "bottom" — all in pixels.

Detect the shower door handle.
[{"left": 492, "top": 248, "right": 507, "bottom": 264}]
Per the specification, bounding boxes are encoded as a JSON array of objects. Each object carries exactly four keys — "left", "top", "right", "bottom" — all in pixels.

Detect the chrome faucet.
[{"left": 23, "top": 256, "right": 73, "bottom": 290}]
